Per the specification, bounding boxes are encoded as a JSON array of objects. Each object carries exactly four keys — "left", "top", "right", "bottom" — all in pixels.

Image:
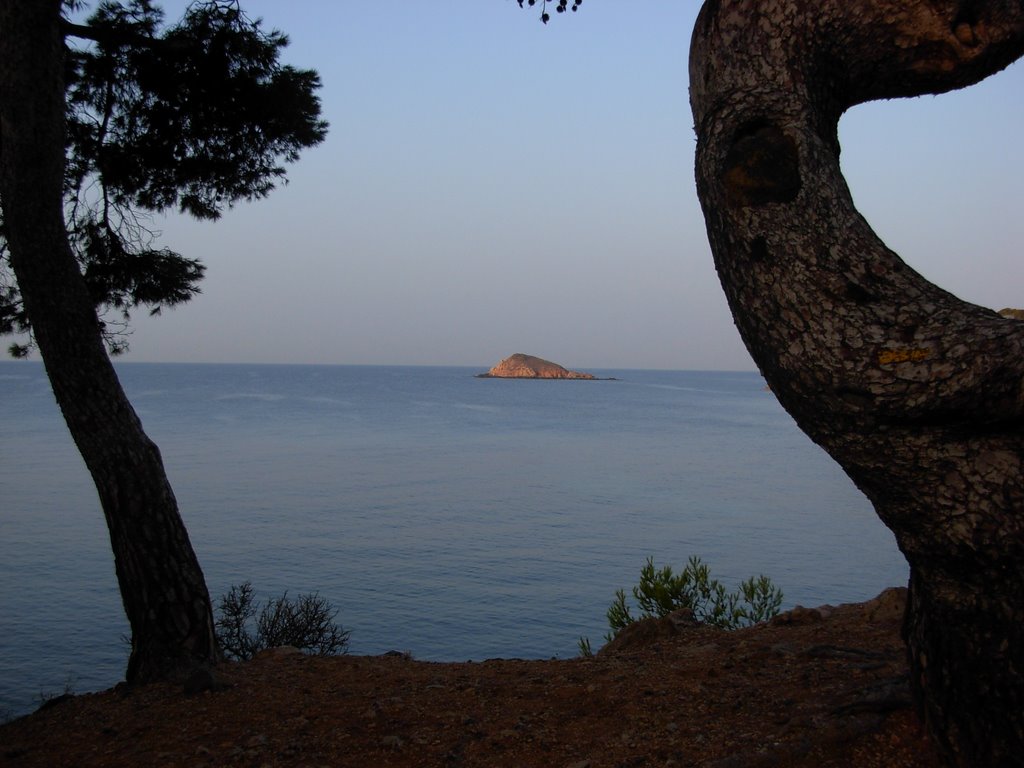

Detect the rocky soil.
[{"left": 0, "top": 587, "right": 942, "bottom": 768}]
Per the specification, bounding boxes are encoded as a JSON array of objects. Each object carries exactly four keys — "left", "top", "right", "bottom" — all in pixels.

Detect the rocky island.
[{"left": 476, "top": 353, "right": 606, "bottom": 380}]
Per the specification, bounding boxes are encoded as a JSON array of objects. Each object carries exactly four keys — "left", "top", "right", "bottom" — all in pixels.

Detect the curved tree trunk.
[
  {"left": 689, "top": 2, "right": 1024, "bottom": 765},
  {"left": 0, "top": 0, "right": 218, "bottom": 684}
]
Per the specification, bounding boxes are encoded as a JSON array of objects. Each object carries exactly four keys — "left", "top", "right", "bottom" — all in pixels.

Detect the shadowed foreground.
[{"left": 1, "top": 589, "right": 940, "bottom": 768}]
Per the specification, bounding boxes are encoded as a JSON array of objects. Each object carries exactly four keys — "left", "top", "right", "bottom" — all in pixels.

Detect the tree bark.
[
  {"left": 0, "top": 0, "right": 218, "bottom": 683},
  {"left": 689, "top": 2, "right": 1024, "bottom": 765}
]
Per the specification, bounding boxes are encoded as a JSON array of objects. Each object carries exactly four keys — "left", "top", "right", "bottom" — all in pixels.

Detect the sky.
[{"left": 78, "top": 2, "right": 1024, "bottom": 370}]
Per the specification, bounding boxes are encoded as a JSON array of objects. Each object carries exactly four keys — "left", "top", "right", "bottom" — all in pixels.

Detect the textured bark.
[
  {"left": 0, "top": 1, "right": 218, "bottom": 683},
  {"left": 689, "top": 2, "right": 1024, "bottom": 765}
]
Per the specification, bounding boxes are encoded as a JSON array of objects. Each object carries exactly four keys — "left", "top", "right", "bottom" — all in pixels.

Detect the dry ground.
[{"left": 0, "top": 588, "right": 942, "bottom": 768}]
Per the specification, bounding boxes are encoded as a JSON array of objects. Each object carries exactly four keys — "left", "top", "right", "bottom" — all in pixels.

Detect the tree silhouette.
[{"left": 0, "top": 0, "right": 325, "bottom": 683}]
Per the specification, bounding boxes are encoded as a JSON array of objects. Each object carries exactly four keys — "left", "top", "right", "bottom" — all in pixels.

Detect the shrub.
[
  {"left": 608, "top": 556, "right": 783, "bottom": 636},
  {"left": 215, "top": 582, "right": 350, "bottom": 661},
  {"left": 577, "top": 635, "right": 594, "bottom": 658},
  {"left": 579, "top": 556, "right": 784, "bottom": 654}
]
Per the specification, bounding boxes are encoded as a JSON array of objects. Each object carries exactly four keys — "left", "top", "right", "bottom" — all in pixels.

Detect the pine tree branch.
[{"left": 60, "top": 18, "right": 188, "bottom": 50}]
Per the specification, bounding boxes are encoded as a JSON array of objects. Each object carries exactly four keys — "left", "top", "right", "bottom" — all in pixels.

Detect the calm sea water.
[{"left": 0, "top": 362, "right": 908, "bottom": 717}]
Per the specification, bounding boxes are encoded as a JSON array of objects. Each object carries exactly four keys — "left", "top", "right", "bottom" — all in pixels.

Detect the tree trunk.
[
  {"left": 0, "top": 0, "right": 218, "bottom": 683},
  {"left": 689, "top": 2, "right": 1024, "bottom": 765}
]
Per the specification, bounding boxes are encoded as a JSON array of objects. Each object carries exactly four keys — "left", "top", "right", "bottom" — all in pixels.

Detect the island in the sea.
[{"left": 475, "top": 353, "right": 612, "bottom": 380}]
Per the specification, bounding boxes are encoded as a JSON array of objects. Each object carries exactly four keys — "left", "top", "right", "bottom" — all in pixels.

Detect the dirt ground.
[{"left": 0, "top": 587, "right": 942, "bottom": 768}]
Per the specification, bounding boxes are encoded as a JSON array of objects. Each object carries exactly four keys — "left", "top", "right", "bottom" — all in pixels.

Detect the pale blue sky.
[{"left": 106, "top": 2, "right": 1022, "bottom": 370}]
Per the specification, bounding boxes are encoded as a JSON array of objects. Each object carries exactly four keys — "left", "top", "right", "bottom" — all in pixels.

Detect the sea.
[{"left": 0, "top": 362, "right": 909, "bottom": 718}]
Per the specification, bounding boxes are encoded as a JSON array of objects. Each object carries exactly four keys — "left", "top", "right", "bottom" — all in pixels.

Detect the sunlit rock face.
[{"left": 477, "top": 353, "right": 596, "bottom": 379}]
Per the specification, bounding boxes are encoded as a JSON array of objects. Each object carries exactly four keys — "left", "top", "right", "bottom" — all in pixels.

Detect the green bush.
[
  {"left": 215, "top": 582, "right": 350, "bottom": 661},
  {"left": 610, "top": 555, "right": 783, "bottom": 634},
  {"left": 580, "top": 556, "right": 783, "bottom": 654}
]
